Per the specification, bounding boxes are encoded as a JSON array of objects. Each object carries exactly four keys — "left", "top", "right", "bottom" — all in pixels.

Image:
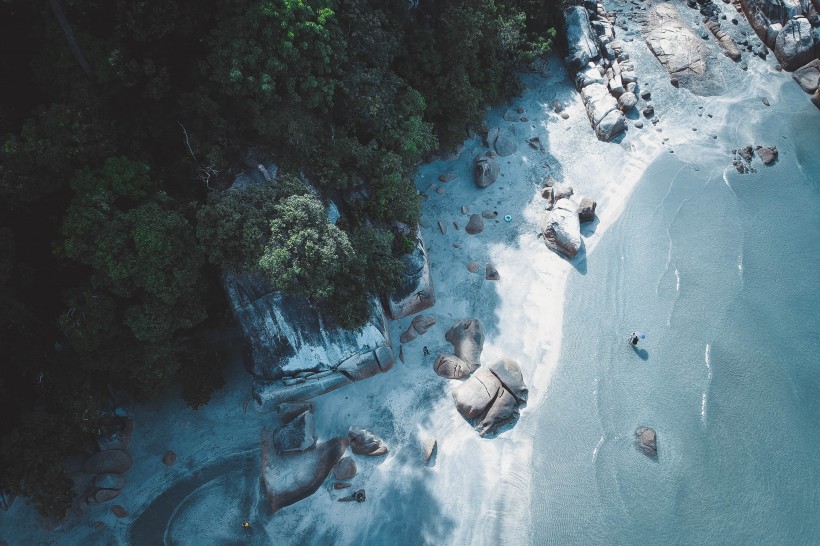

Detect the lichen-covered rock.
[
  {"left": 385, "top": 230, "right": 435, "bottom": 320},
  {"left": 435, "top": 319, "right": 485, "bottom": 378},
  {"left": 488, "top": 358, "right": 528, "bottom": 404},
  {"left": 540, "top": 199, "right": 582, "bottom": 259},
  {"left": 84, "top": 450, "right": 132, "bottom": 475},
  {"left": 273, "top": 411, "right": 316, "bottom": 453},
  {"left": 349, "top": 427, "right": 388, "bottom": 456},
  {"left": 261, "top": 432, "right": 348, "bottom": 513},
  {"left": 473, "top": 153, "right": 500, "bottom": 188},
  {"left": 636, "top": 426, "right": 657, "bottom": 457}
]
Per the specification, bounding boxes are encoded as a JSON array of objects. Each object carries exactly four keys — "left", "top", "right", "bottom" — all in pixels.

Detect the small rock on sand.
[
  {"left": 461, "top": 205, "right": 469, "bottom": 214},
  {"left": 333, "top": 482, "right": 352, "bottom": 490},
  {"left": 439, "top": 173, "right": 458, "bottom": 183},
  {"left": 332, "top": 457, "right": 357, "bottom": 480},
  {"left": 465, "top": 214, "right": 484, "bottom": 235},
  {"left": 481, "top": 210, "right": 498, "bottom": 219},
  {"left": 467, "top": 262, "right": 480, "bottom": 273},
  {"left": 486, "top": 264, "right": 500, "bottom": 280},
  {"left": 349, "top": 428, "right": 388, "bottom": 456},
  {"left": 112, "top": 505, "right": 128, "bottom": 518},
  {"left": 438, "top": 221, "right": 447, "bottom": 235}
]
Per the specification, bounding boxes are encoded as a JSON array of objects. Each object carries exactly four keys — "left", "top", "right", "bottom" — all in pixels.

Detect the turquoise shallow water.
[{"left": 531, "top": 101, "right": 820, "bottom": 542}]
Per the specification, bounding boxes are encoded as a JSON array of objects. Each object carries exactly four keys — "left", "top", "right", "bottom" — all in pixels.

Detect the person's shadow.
[{"left": 632, "top": 346, "right": 649, "bottom": 361}]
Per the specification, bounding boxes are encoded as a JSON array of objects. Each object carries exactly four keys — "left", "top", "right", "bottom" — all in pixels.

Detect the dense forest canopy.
[{"left": 0, "top": 0, "right": 566, "bottom": 518}]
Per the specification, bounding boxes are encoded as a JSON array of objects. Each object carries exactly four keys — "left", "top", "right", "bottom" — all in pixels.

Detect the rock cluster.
[
  {"left": 539, "top": 178, "right": 597, "bottom": 260},
  {"left": 738, "top": 0, "right": 820, "bottom": 71},
  {"left": 565, "top": 3, "right": 636, "bottom": 140},
  {"left": 434, "top": 319, "right": 485, "bottom": 379},
  {"left": 733, "top": 144, "right": 778, "bottom": 172},
  {"left": 82, "top": 408, "right": 134, "bottom": 508}
]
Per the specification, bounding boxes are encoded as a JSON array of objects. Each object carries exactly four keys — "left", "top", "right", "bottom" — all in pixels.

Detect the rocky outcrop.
[
  {"left": 452, "top": 358, "right": 528, "bottom": 437},
  {"left": 739, "top": 0, "right": 820, "bottom": 69},
  {"left": 540, "top": 198, "right": 583, "bottom": 259},
  {"left": 349, "top": 427, "right": 388, "bottom": 456},
  {"left": 565, "top": 2, "right": 633, "bottom": 141},
  {"left": 473, "top": 153, "right": 501, "bottom": 188},
  {"left": 385, "top": 229, "right": 435, "bottom": 320},
  {"left": 636, "top": 426, "right": 657, "bottom": 457},
  {"left": 565, "top": 6, "right": 601, "bottom": 70},
  {"left": 645, "top": 4, "right": 723, "bottom": 95},
  {"left": 225, "top": 271, "right": 395, "bottom": 412},
  {"left": 261, "top": 432, "right": 348, "bottom": 513},
  {"left": 434, "top": 319, "right": 485, "bottom": 379},
  {"left": 793, "top": 59, "right": 820, "bottom": 93}
]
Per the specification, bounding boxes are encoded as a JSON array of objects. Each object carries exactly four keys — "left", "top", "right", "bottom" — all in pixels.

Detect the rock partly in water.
[
  {"left": 349, "top": 427, "right": 388, "bottom": 456},
  {"left": 332, "top": 457, "right": 357, "bottom": 481},
  {"left": 473, "top": 153, "right": 500, "bottom": 188},
  {"left": 636, "top": 426, "right": 658, "bottom": 457},
  {"left": 755, "top": 145, "right": 778, "bottom": 165},
  {"left": 92, "top": 489, "right": 120, "bottom": 504},
  {"left": 261, "top": 433, "right": 348, "bottom": 513},
  {"left": 84, "top": 450, "right": 132, "bottom": 475},
  {"left": 540, "top": 198, "right": 583, "bottom": 259}
]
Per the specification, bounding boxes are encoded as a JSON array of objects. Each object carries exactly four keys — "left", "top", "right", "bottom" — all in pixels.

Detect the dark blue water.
[{"left": 531, "top": 99, "right": 820, "bottom": 543}]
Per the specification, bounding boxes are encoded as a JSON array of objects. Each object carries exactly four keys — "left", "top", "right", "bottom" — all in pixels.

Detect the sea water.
[{"left": 530, "top": 85, "right": 820, "bottom": 542}]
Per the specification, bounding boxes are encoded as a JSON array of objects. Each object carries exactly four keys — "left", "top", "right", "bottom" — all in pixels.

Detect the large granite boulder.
[
  {"left": 399, "top": 315, "right": 437, "bottom": 344},
  {"left": 384, "top": 230, "right": 435, "bottom": 320},
  {"left": 577, "top": 197, "right": 597, "bottom": 224},
  {"left": 224, "top": 271, "right": 395, "bottom": 411},
  {"left": 540, "top": 198, "right": 582, "bottom": 259},
  {"left": 775, "top": 17, "right": 815, "bottom": 71},
  {"left": 473, "top": 153, "right": 500, "bottom": 188},
  {"left": 261, "top": 433, "right": 348, "bottom": 513},
  {"left": 273, "top": 410, "right": 317, "bottom": 453},
  {"left": 487, "top": 358, "right": 528, "bottom": 404},
  {"left": 565, "top": 6, "right": 601, "bottom": 70},
  {"left": 452, "top": 368, "right": 523, "bottom": 437},
  {"left": 434, "top": 319, "right": 485, "bottom": 379},
  {"left": 332, "top": 457, "right": 357, "bottom": 480},
  {"left": 792, "top": 59, "right": 820, "bottom": 93}
]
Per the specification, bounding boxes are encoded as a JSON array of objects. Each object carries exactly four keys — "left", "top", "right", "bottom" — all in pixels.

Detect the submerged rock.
[{"left": 636, "top": 426, "right": 658, "bottom": 457}]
